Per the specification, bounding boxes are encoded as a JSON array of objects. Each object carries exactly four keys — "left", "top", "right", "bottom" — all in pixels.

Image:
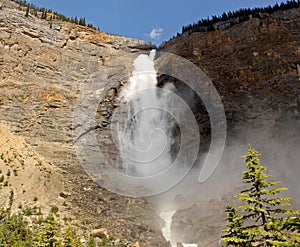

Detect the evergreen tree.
[
  {"left": 0, "top": 191, "right": 32, "bottom": 246},
  {"left": 79, "top": 17, "right": 86, "bottom": 26},
  {"left": 223, "top": 206, "right": 250, "bottom": 246},
  {"left": 0, "top": 210, "right": 32, "bottom": 246},
  {"left": 41, "top": 8, "right": 47, "bottom": 20},
  {"left": 63, "top": 225, "right": 81, "bottom": 247},
  {"left": 33, "top": 214, "right": 62, "bottom": 247},
  {"left": 222, "top": 145, "right": 300, "bottom": 246},
  {"left": 0, "top": 193, "right": 87, "bottom": 246},
  {"left": 25, "top": 4, "right": 29, "bottom": 17},
  {"left": 180, "top": 0, "right": 300, "bottom": 35},
  {"left": 87, "top": 236, "right": 96, "bottom": 247}
]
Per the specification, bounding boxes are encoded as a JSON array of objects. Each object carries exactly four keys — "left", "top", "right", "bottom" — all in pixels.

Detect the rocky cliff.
[
  {"left": 159, "top": 8, "right": 300, "bottom": 127},
  {"left": 0, "top": 0, "right": 167, "bottom": 246},
  {"left": 1, "top": 0, "right": 300, "bottom": 246},
  {"left": 158, "top": 7, "right": 300, "bottom": 246}
]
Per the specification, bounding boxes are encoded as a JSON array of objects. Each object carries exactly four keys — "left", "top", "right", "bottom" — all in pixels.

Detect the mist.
[
  {"left": 148, "top": 120, "right": 300, "bottom": 245},
  {"left": 115, "top": 50, "right": 300, "bottom": 245}
]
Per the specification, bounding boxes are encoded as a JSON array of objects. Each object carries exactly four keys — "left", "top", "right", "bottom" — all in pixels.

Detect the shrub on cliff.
[
  {"left": 0, "top": 192, "right": 82, "bottom": 246},
  {"left": 0, "top": 191, "right": 32, "bottom": 246}
]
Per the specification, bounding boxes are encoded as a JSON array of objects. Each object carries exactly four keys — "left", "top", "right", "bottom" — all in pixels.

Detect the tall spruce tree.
[{"left": 222, "top": 145, "right": 300, "bottom": 246}]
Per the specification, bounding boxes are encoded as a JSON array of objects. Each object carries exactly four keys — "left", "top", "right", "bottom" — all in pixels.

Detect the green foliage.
[
  {"left": 8, "top": 190, "right": 14, "bottom": 210},
  {"left": 0, "top": 191, "right": 32, "bottom": 246},
  {"left": 222, "top": 146, "right": 300, "bottom": 246},
  {"left": 12, "top": 169, "right": 17, "bottom": 176},
  {"left": 32, "top": 214, "right": 61, "bottom": 247},
  {"left": 24, "top": 4, "right": 29, "bottom": 17},
  {"left": 41, "top": 8, "right": 47, "bottom": 19},
  {"left": 0, "top": 193, "right": 85, "bottom": 247},
  {"left": 0, "top": 209, "right": 32, "bottom": 246},
  {"left": 11, "top": 0, "right": 100, "bottom": 30},
  {"left": 78, "top": 17, "right": 86, "bottom": 26},
  {"left": 223, "top": 206, "right": 250, "bottom": 246},
  {"left": 87, "top": 236, "right": 96, "bottom": 247},
  {"left": 50, "top": 205, "right": 59, "bottom": 215},
  {"left": 63, "top": 225, "right": 81, "bottom": 247}
]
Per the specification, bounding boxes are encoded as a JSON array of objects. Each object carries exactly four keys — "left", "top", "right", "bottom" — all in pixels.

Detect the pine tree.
[
  {"left": 78, "top": 17, "right": 86, "bottom": 26},
  {"left": 41, "top": 9, "right": 47, "bottom": 20},
  {"left": 32, "top": 214, "right": 62, "bottom": 247},
  {"left": 25, "top": 4, "right": 29, "bottom": 17},
  {"left": 63, "top": 224, "right": 81, "bottom": 247},
  {"left": 0, "top": 191, "right": 32, "bottom": 246},
  {"left": 87, "top": 236, "right": 96, "bottom": 247},
  {"left": 222, "top": 145, "right": 300, "bottom": 246},
  {"left": 223, "top": 205, "right": 251, "bottom": 246}
]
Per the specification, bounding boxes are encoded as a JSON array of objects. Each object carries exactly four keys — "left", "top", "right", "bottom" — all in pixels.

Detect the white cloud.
[{"left": 147, "top": 27, "right": 164, "bottom": 40}]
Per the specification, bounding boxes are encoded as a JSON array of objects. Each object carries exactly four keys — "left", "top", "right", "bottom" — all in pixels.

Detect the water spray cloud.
[{"left": 72, "top": 50, "right": 226, "bottom": 197}]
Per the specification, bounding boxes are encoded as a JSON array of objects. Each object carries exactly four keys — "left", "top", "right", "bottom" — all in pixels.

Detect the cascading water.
[
  {"left": 117, "top": 50, "right": 198, "bottom": 246},
  {"left": 160, "top": 210, "right": 176, "bottom": 247},
  {"left": 160, "top": 210, "right": 198, "bottom": 247},
  {"left": 117, "top": 50, "right": 176, "bottom": 177}
]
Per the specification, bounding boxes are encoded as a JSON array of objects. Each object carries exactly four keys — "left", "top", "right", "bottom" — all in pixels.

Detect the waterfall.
[
  {"left": 117, "top": 50, "right": 176, "bottom": 177},
  {"left": 117, "top": 50, "right": 198, "bottom": 246},
  {"left": 160, "top": 210, "right": 177, "bottom": 247},
  {"left": 160, "top": 210, "right": 198, "bottom": 247}
]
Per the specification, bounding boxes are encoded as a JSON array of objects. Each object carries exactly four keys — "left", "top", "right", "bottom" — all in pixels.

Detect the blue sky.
[{"left": 30, "top": 0, "right": 281, "bottom": 45}]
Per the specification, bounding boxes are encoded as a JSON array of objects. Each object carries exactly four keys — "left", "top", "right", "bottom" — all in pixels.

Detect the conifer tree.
[
  {"left": 33, "top": 214, "right": 61, "bottom": 247},
  {"left": 41, "top": 9, "right": 47, "bottom": 20},
  {"left": 63, "top": 225, "right": 81, "bottom": 247},
  {"left": 222, "top": 145, "right": 300, "bottom": 246},
  {"left": 25, "top": 4, "right": 29, "bottom": 17},
  {"left": 0, "top": 191, "right": 32, "bottom": 246}
]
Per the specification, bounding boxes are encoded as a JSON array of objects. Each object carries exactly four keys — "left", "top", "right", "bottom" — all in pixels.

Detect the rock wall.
[
  {"left": 159, "top": 8, "right": 300, "bottom": 128},
  {"left": 0, "top": 1, "right": 167, "bottom": 246},
  {"left": 158, "top": 8, "right": 300, "bottom": 246},
  {"left": 1, "top": 1, "right": 300, "bottom": 245}
]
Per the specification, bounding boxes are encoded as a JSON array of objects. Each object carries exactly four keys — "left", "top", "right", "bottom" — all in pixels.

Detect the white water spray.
[
  {"left": 117, "top": 50, "right": 198, "bottom": 246},
  {"left": 160, "top": 210, "right": 176, "bottom": 246},
  {"left": 160, "top": 210, "right": 199, "bottom": 247},
  {"left": 118, "top": 50, "right": 176, "bottom": 177}
]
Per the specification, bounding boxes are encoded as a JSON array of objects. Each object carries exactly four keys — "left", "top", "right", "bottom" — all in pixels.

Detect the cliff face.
[
  {"left": 0, "top": 0, "right": 154, "bottom": 167},
  {"left": 158, "top": 8, "right": 300, "bottom": 246},
  {"left": 1, "top": 0, "right": 300, "bottom": 245},
  {"left": 159, "top": 8, "right": 300, "bottom": 127},
  {"left": 0, "top": 1, "right": 167, "bottom": 246}
]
